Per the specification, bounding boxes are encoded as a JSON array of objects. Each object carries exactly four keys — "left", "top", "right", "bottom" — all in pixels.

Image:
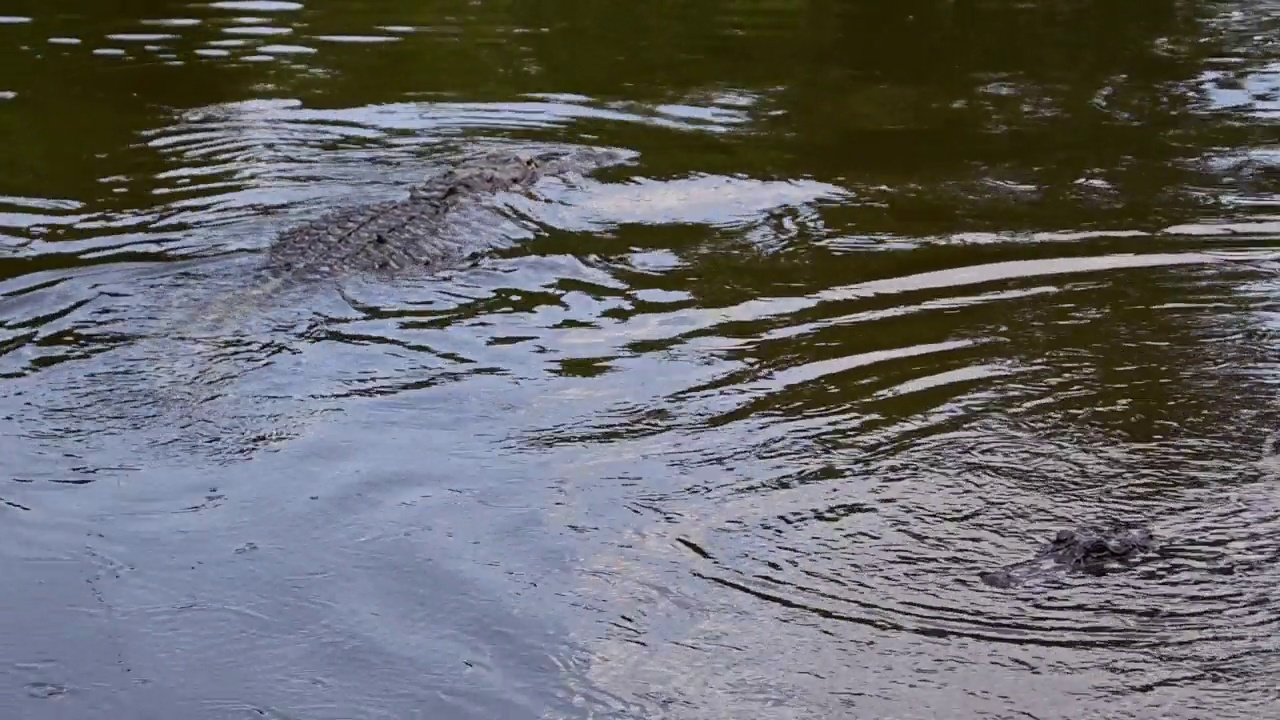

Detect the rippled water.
[{"left": 3, "top": 1, "right": 1280, "bottom": 718}]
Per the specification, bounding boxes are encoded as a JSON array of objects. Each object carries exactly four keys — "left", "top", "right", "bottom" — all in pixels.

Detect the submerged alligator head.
[{"left": 980, "top": 523, "right": 1155, "bottom": 589}]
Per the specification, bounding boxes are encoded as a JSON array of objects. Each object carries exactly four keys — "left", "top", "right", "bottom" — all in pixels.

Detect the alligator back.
[
  {"left": 266, "top": 153, "right": 542, "bottom": 280},
  {"left": 167, "top": 147, "right": 631, "bottom": 340}
]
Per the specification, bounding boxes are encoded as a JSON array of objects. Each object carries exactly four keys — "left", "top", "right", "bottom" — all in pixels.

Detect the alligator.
[
  {"left": 979, "top": 523, "right": 1155, "bottom": 589},
  {"left": 267, "top": 146, "right": 627, "bottom": 281},
  {"left": 181, "top": 146, "right": 631, "bottom": 334}
]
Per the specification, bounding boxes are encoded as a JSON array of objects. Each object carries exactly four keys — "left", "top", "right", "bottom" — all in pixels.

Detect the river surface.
[{"left": 3, "top": 1, "right": 1280, "bottom": 718}]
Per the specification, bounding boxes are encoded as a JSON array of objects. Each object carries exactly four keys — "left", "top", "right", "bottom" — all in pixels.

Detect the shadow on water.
[{"left": 3, "top": 0, "right": 1280, "bottom": 719}]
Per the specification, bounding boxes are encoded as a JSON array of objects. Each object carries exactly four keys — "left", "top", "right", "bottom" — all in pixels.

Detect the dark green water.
[{"left": 3, "top": 1, "right": 1280, "bottom": 718}]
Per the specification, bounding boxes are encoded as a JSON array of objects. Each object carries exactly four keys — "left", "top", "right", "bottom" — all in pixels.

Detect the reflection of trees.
[
  {"left": 758, "top": 0, "right": 1269, "bottom": 231},
  {"left": 0, "top": 0, "right": 252, "bottom": 205},
  {"left": 6, "top": 0, "right": 1276, "bottom": 229},
  {"left": 498, "top": 0, "right": 1273, "bottom": 232}
]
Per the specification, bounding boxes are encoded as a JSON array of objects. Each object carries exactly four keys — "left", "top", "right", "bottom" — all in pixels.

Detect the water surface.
[{"left": 3, "top": 1, "right": 1280, "bottom": 718}]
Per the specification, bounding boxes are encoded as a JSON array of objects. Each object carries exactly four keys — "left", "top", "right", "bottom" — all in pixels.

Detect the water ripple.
[
  {"left": 520, "top": 246, "right": 1280, "bottom": 718},
  {"left": 5, "top": 3, "right": 1280, "bottom": 717}
]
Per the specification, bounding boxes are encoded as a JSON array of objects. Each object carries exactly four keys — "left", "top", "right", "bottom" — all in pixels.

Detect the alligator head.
[
  {"left": 413, "top": 146, "right": 636, "bottom": 202},
  {"left": 415, "top": 153, "right": 543, "bottom": 201},
  {"left": 532, "top": 146, "right": 637, "bottom": 177},
  {"left": 980, "top": 523, "right": 1155, "bottom": 589},
  {"left": 1044, "top": 525, "right": 1154, "bottom": 566}
]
